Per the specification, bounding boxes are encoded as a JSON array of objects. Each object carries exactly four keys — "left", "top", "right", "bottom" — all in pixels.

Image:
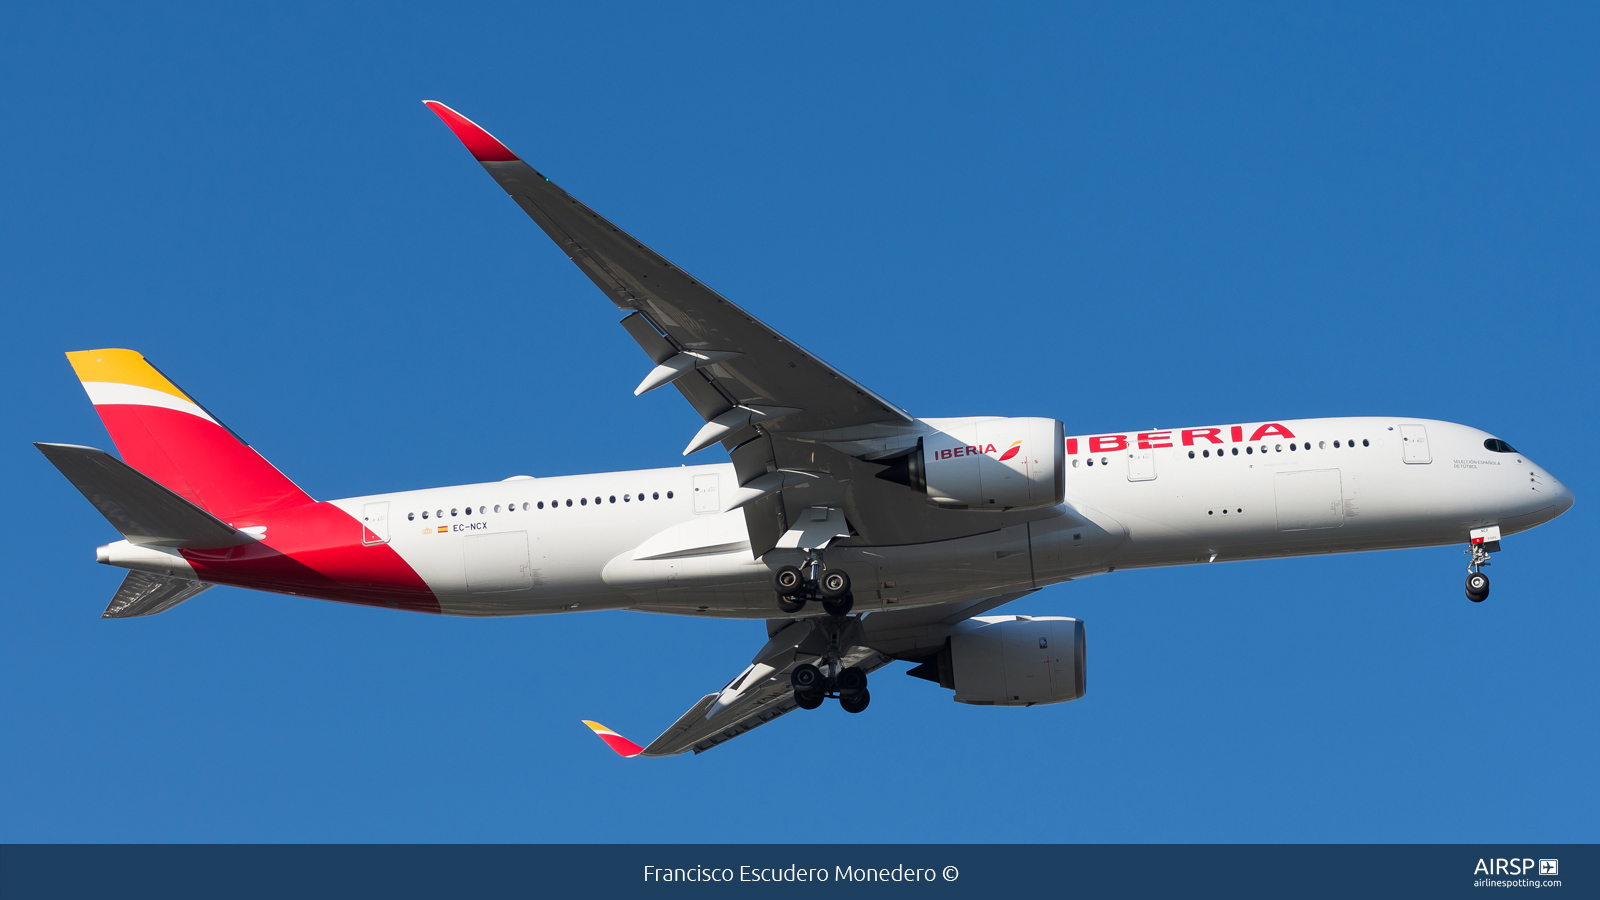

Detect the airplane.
[{"left": 36, "top": 102, "right": 1574, "bottom": 758}]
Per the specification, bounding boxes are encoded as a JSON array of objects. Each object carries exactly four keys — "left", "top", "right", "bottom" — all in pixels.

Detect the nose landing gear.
[
  {"left": 1464, "top": 526, "right": 1499, "bottom": 602},
  {"left": 1465, "top": 571, "right": 1490, "bottom": 602}
]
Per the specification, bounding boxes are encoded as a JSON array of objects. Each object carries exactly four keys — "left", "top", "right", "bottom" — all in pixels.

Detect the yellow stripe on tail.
[{"left": 66, "top": 349, "right": 193, "bottom": 402}]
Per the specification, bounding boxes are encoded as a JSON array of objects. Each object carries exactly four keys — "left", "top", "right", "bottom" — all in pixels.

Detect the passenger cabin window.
[{"left": 1484, "top": 438, "right": 1518, "bottom": 453}]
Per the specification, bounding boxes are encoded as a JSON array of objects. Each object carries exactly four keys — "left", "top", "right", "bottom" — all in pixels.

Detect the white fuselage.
[{"left": 327, "top": 417, "right": 1572, "bottom": 619}]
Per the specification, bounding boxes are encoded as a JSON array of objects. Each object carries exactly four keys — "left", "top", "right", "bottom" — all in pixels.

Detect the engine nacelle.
[
  {"left": 876, "top": 416, "right": 1065, "bottom": 511},
  {"left": 925, "top": 615, "right": 1085, "bottom": 706}
]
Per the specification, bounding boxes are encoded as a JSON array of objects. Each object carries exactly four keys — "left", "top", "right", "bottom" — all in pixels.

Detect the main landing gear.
[
  {"left": 772, "top": 550, "right": 854, "bottom": 616},
  {"left": 790, "top": 662, "right": 871, "bottom": 714}
]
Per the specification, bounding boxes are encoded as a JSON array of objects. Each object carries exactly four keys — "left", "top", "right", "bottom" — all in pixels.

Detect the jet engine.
[
  {"left": 907, "top": 615, "right": 1085, "bottom": 706},
  {"left": 876, "top": 417, "right": 1065, "bottom": 510}
]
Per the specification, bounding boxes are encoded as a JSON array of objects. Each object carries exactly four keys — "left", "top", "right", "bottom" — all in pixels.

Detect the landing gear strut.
[{"left": 772, "top": 549, "right": 854, "bottom": 617}]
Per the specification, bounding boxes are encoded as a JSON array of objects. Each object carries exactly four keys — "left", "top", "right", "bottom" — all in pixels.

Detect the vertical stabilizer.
[{"left": 65, "top": 349, "right": 313, "bottom": 521}]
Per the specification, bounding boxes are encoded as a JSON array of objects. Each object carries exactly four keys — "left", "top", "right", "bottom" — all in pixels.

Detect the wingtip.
[
  {"left": 582, "top": 720, "right": 644, "bottom": 758},
  {"left": 423, "top": 100, "right": 519, "bottom": 163}
]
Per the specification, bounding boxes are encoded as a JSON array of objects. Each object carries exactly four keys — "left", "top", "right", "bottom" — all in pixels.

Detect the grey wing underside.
[
  {"left": 429, "top": 103, "right": 955, "bottom": 557},
  {"left": 637, "top": 620, "right": 895, "bottom": 757},
  {"left": 633, "top": 590, "right": 1034, "bottom": 756},
  {"left": 642, "top": 645, "right": 894, "bottom": 757}
]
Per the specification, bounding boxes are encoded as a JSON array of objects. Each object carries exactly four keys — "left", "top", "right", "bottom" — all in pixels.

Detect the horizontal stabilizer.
[
  {"left": 104, "top": 570, "right": 213, "bottom": 618},
  {"left": 35, "top": 443, "right": 259, "bottom": 548}
]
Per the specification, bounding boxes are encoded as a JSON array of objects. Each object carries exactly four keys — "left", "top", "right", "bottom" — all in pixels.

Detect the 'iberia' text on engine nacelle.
[{"left": 877, "top": 417, "right": 1065, "bottom": 511}]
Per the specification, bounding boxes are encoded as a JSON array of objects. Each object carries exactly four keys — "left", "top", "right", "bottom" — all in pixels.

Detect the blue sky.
[{"left": 1, "top": 3, "right": 1595, "bottom": 842}]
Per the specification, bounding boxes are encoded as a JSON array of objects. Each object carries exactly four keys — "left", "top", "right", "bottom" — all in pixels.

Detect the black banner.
[{"left": 0, "top": 844, "right": 1592, "bottom": 898}]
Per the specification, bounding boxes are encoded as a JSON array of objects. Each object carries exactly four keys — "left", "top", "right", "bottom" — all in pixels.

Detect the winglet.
[
  {"left": 423, "top": 101, "right": 519, "bottom": 162},
  {"left": 582, "top": 720, "right": 644, "bottom": 758}
]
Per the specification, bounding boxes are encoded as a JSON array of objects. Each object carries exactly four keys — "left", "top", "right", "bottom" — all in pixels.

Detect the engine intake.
[{"left": 876, "top": 416, "right": 1065, "bottom": 511}]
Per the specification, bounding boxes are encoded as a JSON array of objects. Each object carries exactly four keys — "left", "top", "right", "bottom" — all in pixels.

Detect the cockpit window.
[{"left": 1484, "top": 438, "right": 1518, "bottom": 453}]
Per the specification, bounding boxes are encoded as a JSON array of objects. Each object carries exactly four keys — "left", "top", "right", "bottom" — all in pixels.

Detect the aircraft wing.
[
  {"left": 426, "top": 102, "right": 940, "bottom": 555},
  {"left": 583, "top": 618, "right": 894, "bottom": 757}
]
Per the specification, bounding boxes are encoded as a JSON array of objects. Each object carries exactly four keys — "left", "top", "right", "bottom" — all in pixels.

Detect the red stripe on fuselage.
[{"left": 181, "top": 502, "right": 440, "bottom": 614}]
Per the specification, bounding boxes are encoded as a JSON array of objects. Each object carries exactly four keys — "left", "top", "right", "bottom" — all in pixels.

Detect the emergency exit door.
[
  {"left": 693, "top": 474, "right": 720, "bottom": 513},
  {"left": 1127, "top": 449, "right": 1156, "bottom": 482},
  {"left": 361, "top": 502, "right": 390, "bottom": 545},
  {"left": 1399, "top": 424, "right": 1431, "bottom": 464}
]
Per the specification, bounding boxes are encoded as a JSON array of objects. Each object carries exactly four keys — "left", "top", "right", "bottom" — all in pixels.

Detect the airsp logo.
[{"left": 1473, "top": 858, "right": 1549, "bottom": 876}]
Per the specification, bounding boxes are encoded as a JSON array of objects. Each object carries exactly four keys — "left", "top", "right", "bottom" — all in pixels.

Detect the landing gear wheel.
[
  {"left": 773, "top": 566, "right": 803, "bottom": 596},
  {"left": 836, "top": 666, "right": 868, "bottom": 695},
  {"left": 839, "top": 689, "right": 871, "bottom": 714},
  {"left": 790, "top": 663, "right": 823, "bottom": 693},
  {"left": 794, "top": 689, "right": 824, "bottom": 710},
  {"left": 776, "top": 594, "right": 806, "bottom": 614},
  {"left": 819, "top": 569, "right": 851, "bottom": 600},
  {"left": 821, "top": 593, "right": 854, "bottom": 617},
  {"left": 1466, "top": 572, "right": 1490, "bottom": 602}
]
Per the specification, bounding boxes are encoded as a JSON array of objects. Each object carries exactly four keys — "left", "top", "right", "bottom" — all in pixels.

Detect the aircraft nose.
[{"left": 1550, "top": 473, "right": 1575, "bottom": 516}]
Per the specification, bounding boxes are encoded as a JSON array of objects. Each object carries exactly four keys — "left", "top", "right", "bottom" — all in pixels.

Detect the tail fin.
[{"left": 65, "top": 349, "right": 313, "bottom": 521}]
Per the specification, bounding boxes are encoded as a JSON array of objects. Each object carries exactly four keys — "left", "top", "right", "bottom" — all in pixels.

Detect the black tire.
[
  {"left": 836, "top": 666, "right": 868, "bottom": 695},
  {"left": 794, "top": 689, "right": 824, "bottom": 710},
  {"left": 822, "top": 593, "right": 854, "bottom": 617},
  {"left": 819, "top": 569, "right": 851, "bottom": 600},
  {"left": 776, "top": 594, "right": 806, "bottom": 614},
  {"left": 1466, "top": 573, "right": 1490, "bottom": 602},
  {"left": 839, "top": 689, "right": 871, "bottom": 714},
  {"left": 773, "top": 566, "right": 804, "bottom": 596},
  {"left": 790, "top": 663, "right": 823, "bottom": 692}
]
